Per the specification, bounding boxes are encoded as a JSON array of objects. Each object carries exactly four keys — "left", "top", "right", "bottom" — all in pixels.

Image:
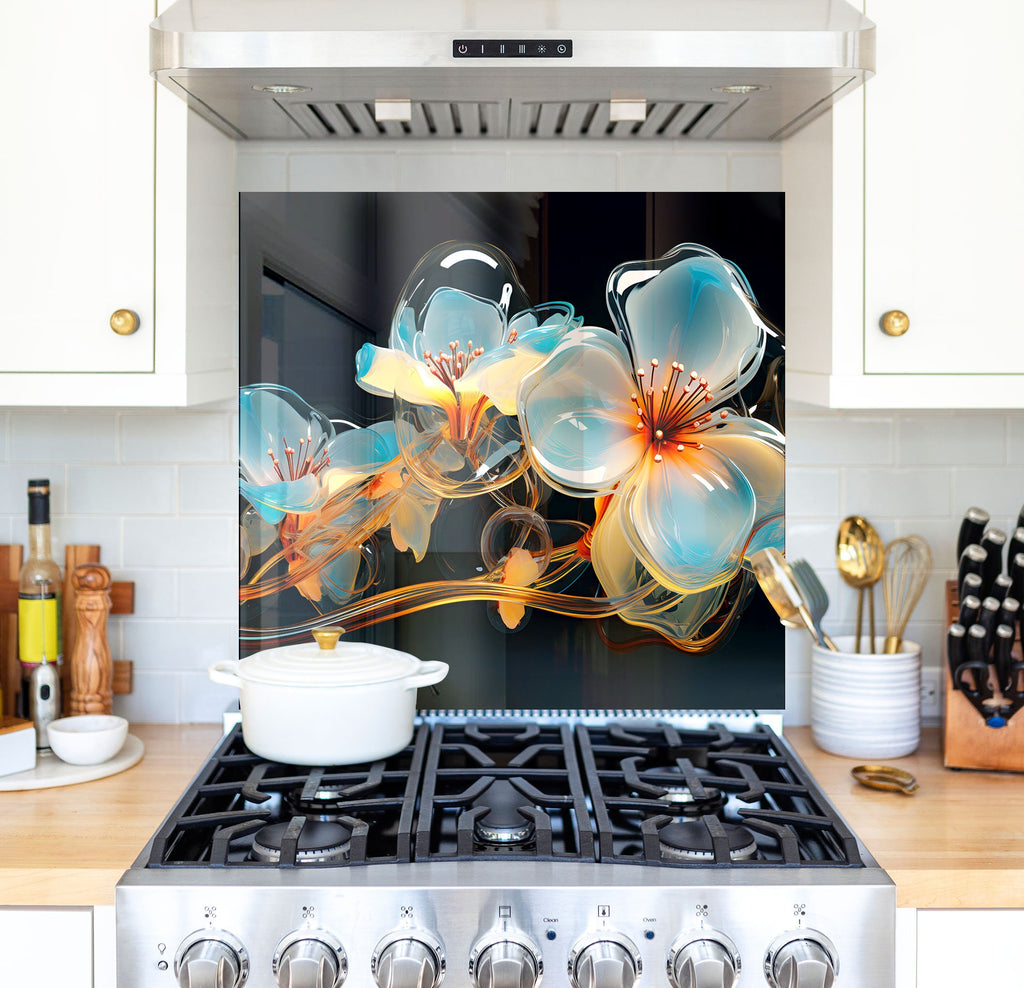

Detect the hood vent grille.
[{"left": 281, "top": 99, "right": 736, "bottom": 140}]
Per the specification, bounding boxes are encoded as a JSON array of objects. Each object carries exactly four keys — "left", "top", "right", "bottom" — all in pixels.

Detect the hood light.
[
  {"left": 713, "top": 84, "right": 771, "bottom": 95},
  {"left": 252, "top": 84, "right": 311, "bottom": 94}
]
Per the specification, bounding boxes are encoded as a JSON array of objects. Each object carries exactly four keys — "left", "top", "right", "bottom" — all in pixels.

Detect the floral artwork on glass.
[{"left": 239, "top": 227, "right": 785, "bottom": 681}]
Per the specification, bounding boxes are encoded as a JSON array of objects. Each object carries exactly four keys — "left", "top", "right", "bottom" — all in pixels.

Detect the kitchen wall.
[{"left": 4, "top": 140, "right": 1020, "bottom": 724}]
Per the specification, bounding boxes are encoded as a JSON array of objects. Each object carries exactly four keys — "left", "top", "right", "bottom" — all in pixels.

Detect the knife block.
[{"left": 943, "top": 580, "right": 1024, "bottom": 772}]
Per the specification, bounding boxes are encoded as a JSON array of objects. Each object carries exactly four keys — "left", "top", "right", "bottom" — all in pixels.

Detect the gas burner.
[
  {"left": 471, "top": 780, "right": 536, "bottom": 845},
  {"left": 250, "top": 820, "right": 352, "bottom": 864},
  {"left": 657, "top": 821, "right": 757, "bottom": 863},
  {"left": 655, "top": 785, "right": 727, "bottom": 818},
  {"left": 285, "top": 785, "right": 353, "bottom": 820}
]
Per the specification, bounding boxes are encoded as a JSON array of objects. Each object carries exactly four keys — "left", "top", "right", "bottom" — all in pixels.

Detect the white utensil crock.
[
  {"left": 810, "top": 635, "right": 921, "bottom": 759},
  {"left": 209, "top": 637, "right": 448, "bottom": 765}
]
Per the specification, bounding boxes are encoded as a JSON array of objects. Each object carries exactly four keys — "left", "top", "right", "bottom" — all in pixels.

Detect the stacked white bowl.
[{"left": 810, "top": 635, "right": 921, "bottom": 759}]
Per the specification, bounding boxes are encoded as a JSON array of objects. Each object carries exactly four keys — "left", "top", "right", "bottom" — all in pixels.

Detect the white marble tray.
[{"left": 0, "top": 733, "right": 144, "bottom": 791}]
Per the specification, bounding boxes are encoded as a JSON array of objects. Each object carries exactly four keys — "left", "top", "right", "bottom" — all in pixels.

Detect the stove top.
[
  {"left": 119, "top": 718, "right": 894, "bottom": 988},
  {"left": 142, "top": 720, "right": 863, "bottom": 871}
]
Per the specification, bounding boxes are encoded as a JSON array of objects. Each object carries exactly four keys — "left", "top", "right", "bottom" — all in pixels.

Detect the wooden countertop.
[
  {"left": 0, "top": 724, "right": 221, "bottom": 907},
  {"left": 785, "top": 726, "right": 1024, "bottom": 909},
  {"left": 1, "top": 725, "right": 1020, "bottom": 909}
]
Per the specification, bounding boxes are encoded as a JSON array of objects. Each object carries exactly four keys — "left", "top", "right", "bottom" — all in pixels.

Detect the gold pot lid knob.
[
  {"left": 311, "top": 626, "right": 345, "bottom": 650},
  {"left": 880, "top": 310, "right": 910, "bottom": 337},
  {"left": 110, "top": 308, "right": 140, "bottom": 336}
]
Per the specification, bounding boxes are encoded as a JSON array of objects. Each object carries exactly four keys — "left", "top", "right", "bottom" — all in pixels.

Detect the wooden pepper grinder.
[{"left": 69, "top": 564, "right": 113, "bottom": 715}]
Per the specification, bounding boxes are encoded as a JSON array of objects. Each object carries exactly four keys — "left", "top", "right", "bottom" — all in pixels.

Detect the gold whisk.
[{"left": 882, "top": 535, "right": 933, "bottom": 654}]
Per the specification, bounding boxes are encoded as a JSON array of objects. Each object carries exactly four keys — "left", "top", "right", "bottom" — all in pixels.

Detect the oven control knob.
[
  {"left": 372, "top": 932, "right": 445, "bottom": 988},
  {"left": 273, "top": 931, "right": 347, "bottom": 988},
  {"left": 568, "top": 934, "right": 641, "bottom": 988},
  {"left": 668, "top": 932, "right": 740, "bottom": 988},
  {"left": 175, "top": 930, "right": 249, "bottom": 988},
  {"left": 470, "top": 934, "right": 543, "bottom": 988},
  {"left": 764, "top": 931, "right": 839, "bottom": 988}
]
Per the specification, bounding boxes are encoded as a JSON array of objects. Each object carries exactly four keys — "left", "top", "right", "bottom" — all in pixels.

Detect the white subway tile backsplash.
[
  {"left": 45, "top": 516, "right": 124, "bottom": 568},
  {"left": 898, "top": 414, "right": 1006, "bottom": 466},
  {"left": 113, "top": 670, "right": 181, "bottom": 724},
  {"left": 785, "top": 468, "right": 840, "bottom": 518},
  {"left": 121, "top": 412, "right": 230, "bottom": 463},
  {"left": 119, "top": 568, "right": 180, "bottom": 619},
  {"left": 124, "top": 517, "right": 235, "bottom": 568},
  {"left": 787, "top": 415, "right": 893, "bottom": 467},
  {"left": 179, "top": 671, "right": 239, "bottom": 724},
  {"left": 123, "top": 619, "right": 236, "bottom": 672},
  {"left": 178, "top": 569, "right": 237, "bottom": 620},
  {"left": 0, "top": 412, "right": 8, "bottom": 460},
  {"left": 181, "top": 465, "right": 238, "bottom": 515},
  {"left": 951, "top": 467, "right": 1024, "bottom": 521},
  {"left": 784, "top": 521, "right": 843, "bottom": 571},
  {"left": 1008, "top": 416, "right": 1024, "bottom": 465},
  {"left": 10, "top": 412, "right": 117, "bottom": 463},
  {"left": 843, "top": 468, "right": 951, "bottom": 518},
  {"left": 617, "top": 152, "right": 728, "bottom": 191},
  {"left": 289, "top": 152, "right": 398, "bottom": 191},
  {"left": 69, "top": 465, "right": 176, "bottom": 516},
  {"left": 0, "top": 465, "right": 68, "bottom": 514}
]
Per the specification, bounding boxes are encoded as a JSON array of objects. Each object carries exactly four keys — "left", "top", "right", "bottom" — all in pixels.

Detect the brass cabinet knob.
[
  {"left": 880, "top": 310, "right": 910, "bottom": 337},
  {"left": 109, "top": 308, "right": 140, "bottom": 336}
]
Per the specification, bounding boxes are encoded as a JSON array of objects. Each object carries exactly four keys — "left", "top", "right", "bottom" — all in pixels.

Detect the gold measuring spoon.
[
  {"left": 836, "top": 516, "right": 886, "bottom": 653},
  {"left": 851, "top": 764, "right": 919, "bottom": 795}
]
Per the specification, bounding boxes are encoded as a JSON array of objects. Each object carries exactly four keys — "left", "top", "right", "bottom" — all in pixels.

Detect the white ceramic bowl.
[{"left": 47, "top": 715, "right": 128, "bottom": 765}]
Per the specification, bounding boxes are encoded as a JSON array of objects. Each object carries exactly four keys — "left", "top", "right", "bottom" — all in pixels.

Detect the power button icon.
[{"left": 458, "top": 44, "right": 468, "bottom": 54}]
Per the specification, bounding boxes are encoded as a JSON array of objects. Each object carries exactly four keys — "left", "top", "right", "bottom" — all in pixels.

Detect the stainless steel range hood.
[{"left": 151, "top": 0, "right": 874, "bottom": 142}]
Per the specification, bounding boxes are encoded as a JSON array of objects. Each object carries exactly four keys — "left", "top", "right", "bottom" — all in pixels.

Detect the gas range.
[{"left": 115, "top": 716, "right": 895, "bottom": 987}]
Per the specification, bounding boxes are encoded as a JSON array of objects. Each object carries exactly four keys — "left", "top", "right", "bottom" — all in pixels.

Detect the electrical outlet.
[{"left": 920, "top": 667, "right": 941, "bottom": 720}]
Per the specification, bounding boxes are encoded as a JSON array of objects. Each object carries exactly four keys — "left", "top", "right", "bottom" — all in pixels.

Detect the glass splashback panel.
[{"left": 239, "top": 192, "right": 786, "bottom": 711}]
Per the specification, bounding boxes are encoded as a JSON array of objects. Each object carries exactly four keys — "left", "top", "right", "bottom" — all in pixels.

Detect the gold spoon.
[{"left": 836, "top": 516, "right": 886, "bottom": 653}]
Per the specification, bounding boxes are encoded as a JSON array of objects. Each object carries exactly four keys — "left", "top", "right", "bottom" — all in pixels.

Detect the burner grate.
[{"left": 142, "top": 719, "right": 863, "bottom": 870}]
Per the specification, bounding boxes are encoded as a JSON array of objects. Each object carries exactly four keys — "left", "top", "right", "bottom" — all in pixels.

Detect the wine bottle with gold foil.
[{"left": 18, "top": 479, "right": 62, "bottom": 715}]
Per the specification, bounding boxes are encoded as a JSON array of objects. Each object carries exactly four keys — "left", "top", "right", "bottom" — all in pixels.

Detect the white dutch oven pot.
[{"left": 209, "top": 627, "right": 448, "bottom": 765}]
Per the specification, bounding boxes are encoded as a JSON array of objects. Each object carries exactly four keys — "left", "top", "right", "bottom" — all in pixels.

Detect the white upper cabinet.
[
  {"left": 784, "top": 0, "right": 1024, "bottom": 408},
  {"left": 0, "top": 0, "right": 236, "bottom": 407}
]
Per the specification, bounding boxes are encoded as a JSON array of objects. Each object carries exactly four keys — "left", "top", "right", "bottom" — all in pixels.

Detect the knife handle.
[
  {"left": 1011, "top": 553, "right": 1024, "bottom": 606},
  {"left": 965, "top": 624, "right": 993, "bottom": 698},
  {"left": 959, "top": 544, "right": 988, "bottom": 599},
  {"left": 998, "top": 596, "right": 1020, "bottom": 633},
  {"left": 1008, "top": 527, "right": 1024, "bottom": 569},
  {"left": 990, "top": 573, "right": 1014, "bottom": 603},
  {"left": 958, "top": 594, "right": 982, "bottom": 628},
  {"left": 980, "top": 529, "right": 1008, "bottom": 587},
  {"left": 978, "top": 596, "right": 1002, "bottom": 650},
  {"left": 957, "top": 507, "right": 990, "bottom": 562},
  {"left": 946, "top": 623, "right": 966, "bottom": 689},
  {"left": 994, "top": 624, "right": 1016, "bottom": 695}
]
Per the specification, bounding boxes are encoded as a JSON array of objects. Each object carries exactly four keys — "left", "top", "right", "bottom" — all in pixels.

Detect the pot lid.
[{"left": 238, "top": 631, "right": 425, "bottom": 687}]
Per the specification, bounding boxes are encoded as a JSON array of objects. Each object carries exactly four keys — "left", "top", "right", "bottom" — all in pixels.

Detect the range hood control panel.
[{"left": 452, "top": 40, "right": 573, "bottom": 58}]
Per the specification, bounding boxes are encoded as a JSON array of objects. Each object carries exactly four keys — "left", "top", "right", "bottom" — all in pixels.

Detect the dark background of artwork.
[{"left": 239, "top": 191, "right": 786, "bottom": 711}]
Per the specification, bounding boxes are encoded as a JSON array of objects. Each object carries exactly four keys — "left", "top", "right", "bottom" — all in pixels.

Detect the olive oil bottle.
[{"left": 18, "top": 479, "right": 62, "bottom": 719}]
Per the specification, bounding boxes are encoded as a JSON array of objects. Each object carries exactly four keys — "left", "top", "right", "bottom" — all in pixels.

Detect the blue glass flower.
[
  {"left": 355, "top": 242, "right": 581, "bottom": 497},
  {"left": 239, "top": 384, "right": 335, "bottom": 525},
  {"left": 518, "top": 244, "right": 785, "bottom": 596}
]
